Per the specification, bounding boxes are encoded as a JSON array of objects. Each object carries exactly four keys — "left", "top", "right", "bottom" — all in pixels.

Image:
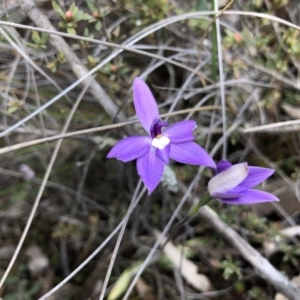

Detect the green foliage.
[
  {"left": 27, "top": 31, "right": 49, "bottom": 49},
  {"left": 252, "top": 0, "right": 263, "bottom": 8},
  {"left": 52, "top": 221, "right": 83, "bottom": 242},
  {"left": 107, "top": 262, "right": 142, "bottom": 300},
  {"left": 271, "top": 0, "right": 289, "bottom": 10},
  {"left": 120, "top": 0, "right": 172, "bottom": 27},
  {"left": 261, "top": 89, "right": 281, "bottom": 109},
  {"left": 242, "top": 212, "right": 267, "bottom": 233},
  {"left": 85, "top": 0, "right": 110, "bottom": 31},
  {"left": 281, "top": 244, "right": 300, "bottom": 267},
  {"left": 52, "top": 1, "right": 92, "bottom": 34},
  {"left": 100, "top": 58, "right": 130, "bottom": 81},
  {"left": 247, "top": 287, "right": 269, "bottom": 300},
  {"left": 3, "top": 269, "right": 43, "bottom": 299},
  {"left": 221, "top": 255, "right": 243, "bottom": 280},
  {"left": 283, "top": 28, "right": 300, "bottom": 59},
  {"left": 195, "top": 0, "right": 207, "bottom": 11},
  {"left": 218, "top": 205, "right": 247, "bottom": 226},
  {"left": 46, "top": 52, "right": 66, "bottom": 72},
  {"left": 87, "top": 54, "right": 100, "bottom": 67},
  {"left": 6, "top": 96, "right": 24, "bottom": 114},
  {"left": 224, "top": 29, "right": 244, "bottom": 50}
]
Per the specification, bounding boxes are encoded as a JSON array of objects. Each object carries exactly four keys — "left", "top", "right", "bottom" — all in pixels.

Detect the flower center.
[
  {"left": 150, "top": 117, "right": 169, "bottom": 138},
  {"left": 151, "top": 136, "right": 170, "bottom": 150}
]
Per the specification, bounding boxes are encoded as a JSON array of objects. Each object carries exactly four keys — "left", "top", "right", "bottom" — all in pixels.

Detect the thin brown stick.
[
  {"left": 0, "top": 106, "right": 220, "bottom": 155},
  {"left": 17, "top": 0, "right": 125, "bottom": 122}
]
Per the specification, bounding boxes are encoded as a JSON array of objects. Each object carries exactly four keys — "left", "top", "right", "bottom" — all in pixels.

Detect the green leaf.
[
  {"left": 74, "top": 10, "right": 83, "bottom": 21},
  {"left": 86, "top": 0, "right": 96, "bottom": 12},
  {"left": 41, "top": 33, "right": 49, "bottom": 44},
  {"left": 52, "top": 1, "right": 65, "bottom": 18},
  {"left": 26, "top": 42, "right": 38, "bottom": 49},
  {"left": 195, "top": 0, "right": 207, "bottom": 10},
  {"left": 7, "top": 106, "right": 18, "bottom": 114},
  {"left": 67, "top": 27, "right": 76, "bottom": 35},
  {"left": 70, "top": 3, "right": 78, "bottom": 15},
  {"left": 84, "top": 28, "right": 89, "bottom": 37},
  {"left": 58, "top": 21, "right": 66, "bottom": 28},
  {"left": 83, "top": 12, "right": 92, "bottom": 20},
  {"left": 95, "top": 20, "right": 102, "bottom": 31},
  {"left": 47, "top": 61, "right": 57, "bottom": 72},
  {"left": 32, "top": 31, "right": 41, "bottom": 43},
  {"left": 107, "top": 262, "right": 142, "bottom": 300},
  {"left": 88, "top": 17, "right": 97, "bottom": 23}
]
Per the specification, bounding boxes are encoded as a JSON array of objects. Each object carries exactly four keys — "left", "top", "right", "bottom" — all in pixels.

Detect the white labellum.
[{"left": 152, "top": 136, "right": 170, "bottom": 150}]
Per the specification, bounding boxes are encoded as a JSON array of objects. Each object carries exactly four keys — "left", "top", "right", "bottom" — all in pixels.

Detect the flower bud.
[
  {"left": 234, "top": 32, "right": 242, "bottom": 44},
  {"left": 65, "top": 10, "right": 73, "bottom": 22},
  {"left": 93, "top": 11, "right": 99, "bottom": 18},
  {"left": 208, "top": 163, "right": 248, "bottom": 197},
  {"left": 110, "top": 65, "right": 117, "bottom": 73}
]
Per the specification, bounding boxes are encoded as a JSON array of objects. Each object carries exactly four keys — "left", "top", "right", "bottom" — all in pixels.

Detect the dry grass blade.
[
  {"left": 243, "top": 119, "right": 300, "bottom": 133},
  {"left": 0, "top": 106, "right": 220, "bottom": 155},
  {"left": 17, "top": 0, "right": 125, "bottom": 122},
  {"left": 0, "top": 77, "right": 93, "bottom": 289},
  {"left": 1, "top": 1, "right": 300, "bottom": 299}
]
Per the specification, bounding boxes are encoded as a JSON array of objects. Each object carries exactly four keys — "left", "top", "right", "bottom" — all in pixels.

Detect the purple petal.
[
  {"left": 239, "top": 166, "right": 275, "bottom": 189},
  {"left": 163, "top": 120, "right": 196, "bottom": 143},
  {"left": 219, "top": 189, "right": 279, "bottom": 205},
  {"left": 133, "top": 78, "right": 159, "bottom": 133},
  {"left": 169, "top": 141, "right": 216, "bottom": 167},
  {"left": 211, "top": 192, "right": 241, "bottom": 199},
  {"left": 107, "top": 136, "right": 151, "bottom": 162},
  {"left": 137, "top": 148, "right": 164, "bottom": 194},
  {"left": 229, "top": 185, "right": 249, "bottom": 193},
  {"left": 156, "top": 143, "right": 170, "bottom": 164},
  {"left": 216, "top": 160, "right": 232, "bottom": 173},
  {"left": 208, "top": 163, "right": 248, "bottom": 196}
]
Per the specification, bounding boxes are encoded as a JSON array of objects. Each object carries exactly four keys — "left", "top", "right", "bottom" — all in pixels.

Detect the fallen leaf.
[
  {"left": 154, "top": 230, "right": 213, "bottom": 292},
  {"left": 25, "top": 245, "right": 49, "bottom": 277},
  {"left": 107, "top": 261, "right": 142, "bottom": 300},
  {"left": 282, "top": 104, "right": 300, "bottom": 119}
]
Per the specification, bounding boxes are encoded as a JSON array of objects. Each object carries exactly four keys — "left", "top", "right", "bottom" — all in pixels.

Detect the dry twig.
[
  {"left": 17, "top": 0, "right": 125, "bottom": 122},
  {"left": 198, "top": 206, "right": 300, "bottom": 300}
]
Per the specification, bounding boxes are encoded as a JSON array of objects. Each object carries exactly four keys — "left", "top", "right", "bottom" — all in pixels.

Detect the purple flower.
[
  {"left": 208, "top": 160, "right": 279, "bottom": 205},
  {"left": 107, "top": 77, "right": 216, "bottom": 194}
]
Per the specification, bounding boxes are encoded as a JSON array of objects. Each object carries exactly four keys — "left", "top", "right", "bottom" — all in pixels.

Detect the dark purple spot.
[{"left": 150, "top": 117, "right": 169, "bottom": 138}]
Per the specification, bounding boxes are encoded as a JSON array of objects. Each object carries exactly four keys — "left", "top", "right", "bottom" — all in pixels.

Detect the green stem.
[
  {"left": 162, "top": 192, "right": 213, "bottom": 249},
  {"left": 188, "top": 192, "right": 212, "bottom": 217}
]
